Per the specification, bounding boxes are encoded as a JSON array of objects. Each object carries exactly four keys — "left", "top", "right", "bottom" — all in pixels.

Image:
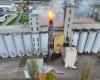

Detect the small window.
[
  {"left": 36, "top": 18, "right": 38, "bottom": 20},
  {"left": 69, "top": 17, "right": 70, "bottom": 21},
  {"left": 33, "top": 43, "right": 35, "bottom": 46},
  {"left": 66, "top": 37, "right": 68, "bottom": 41},
  {"left": 36, "top": 22, "right": 38, "bottom": 25},
  {"left": 37, "top": 27, "right": 39, "bottom": 31},
  {"left": 68, "top": 24, "right": 69, "bottom": 28},
  {"left": 30, "top": 18, "right": 32, "bottom": 20},
  {"left": 37, "top": 38, "right": 39, "bottom": 41},
  {"left": 31, "top": 22, "right": 32, "bottom": 25},
  {"left": 67, "top": 32, "right": 68, "bottom": 34},
  {"left": 69, "top": 10, "right": 71, "bottom": 14},
  {"left": 38, "top": 48, "right": 39, "bottom": 51},
  {"left": 31, "top": 27, "right": 33, "bottom": 31},
  {"left": 37, "top": 43, "right": 39, "bottom": 46}
]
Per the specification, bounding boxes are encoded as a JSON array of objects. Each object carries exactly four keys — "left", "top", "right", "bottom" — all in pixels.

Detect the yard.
[
  {"left": 0, "top": 55, "right": 100, "bottom": 80},
  {"left": 0, "top": 21, "right": 3, "bottom": 25},
  {"left": 18, "top": 15, "right": 29, "bottom": 24}
]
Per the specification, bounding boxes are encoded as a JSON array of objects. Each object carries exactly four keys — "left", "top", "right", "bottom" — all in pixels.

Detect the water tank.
[
  {"left": 23, "top": 33, "right": 33, "bottom": 56},
  {"left": 84, "top": 30, "right": 97, "bottom": 53},
  {"left": 72, "top": 30, "right": 80, "bottom": 47},
  {"left": 78, "top": 30, "right": 88, "bottom": 53},
  {"left": 0, "top": 35, "right": 9, "bottom": 58},
  {"left": 40, "top": 33, "right": 48, "bottom": 55},
  {"left": 4, "top": 34, "right": 17, "bottom": 57},
  {"left": 13, "top": 34, "right": 25, "bottom": 57},
  {"left": 92, "top": 31, "right": 100, "bottom": 53}
]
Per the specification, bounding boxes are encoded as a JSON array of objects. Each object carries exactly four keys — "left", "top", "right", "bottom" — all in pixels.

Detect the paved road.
[{"left": 1, "top": 14, "right": 18, "bottom": 26}]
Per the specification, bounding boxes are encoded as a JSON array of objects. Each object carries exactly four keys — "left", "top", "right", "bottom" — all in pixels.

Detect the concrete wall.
[{"left": 0, "top": 32, "right": 48, "bottom": 58}]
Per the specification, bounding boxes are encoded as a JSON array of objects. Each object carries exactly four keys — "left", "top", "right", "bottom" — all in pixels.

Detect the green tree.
[
  {"left": 80, "top": 65, "right": 91, "bottom": 80},
  {"left": 45, "top": 72, "right": 56, "bottom": 80},
  {"left": 27, "top": 59, "right": 39, "bottom": 80}
]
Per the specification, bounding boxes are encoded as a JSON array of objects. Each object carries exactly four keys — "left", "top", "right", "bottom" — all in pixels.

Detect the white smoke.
[{"left": 76, "top": 0, "right": 96, "bottom": 17}]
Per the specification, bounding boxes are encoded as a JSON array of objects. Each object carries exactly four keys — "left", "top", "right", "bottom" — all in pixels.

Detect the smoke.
[
  {"left": 50, "top": 0, "right": 65, "bottom": 18},
  {"left": 32, "top": 0, "right": 99, "bottom": 18},
  {"left": 50, "top": 0, "right": 96, "bottom": 18},
  {"left": 76, "top": 0, "right": 96, "bottom": 17},
  {"left": 79, "top": 0, "right": 94, "bottom": 11}
]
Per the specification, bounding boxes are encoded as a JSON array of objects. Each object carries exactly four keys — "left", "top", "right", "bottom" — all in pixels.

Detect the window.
[
  {"left": 31, "top": 22, "right": 32, "bottom": 25},
  {"left": 33, "top": 38, "right": 35, "bottom": 42},
  {"left": 36, "top": 22, "right": 38, "bottom": 25},
  {"left": 37, "top": 43, "right": 39, "bottom": 46},
  {"left": 33, "top": 43, "right": 35, "bottom": 46},
  {"left": 69, "top": 10, "right": 71, "bottom": 14},
  {"left": 37, "top": 38, "right": 39, "bottom": 41},
  {"left": 67, "top": 32, "right": 68, "bottom": 34},
  {"left": 36, "top": 18, "right": 38, "bottom": 20},
  {"left": 31, "top": 27, "right": 33, "bottom": 31},
  {"left": 38, "top": 48, "right": 39, "bottom": 51},
  {"left": 30, "top": 18, "right": 32, "bottom": 20},
  {"left": 37, "top": 27, "right": 39, "bottom": 31},
  {"left": 69, "top": 17, "right": 70, "bottom": 21},
  {"left": 68, "top": 24, "right": 69, "bottom": 28}
]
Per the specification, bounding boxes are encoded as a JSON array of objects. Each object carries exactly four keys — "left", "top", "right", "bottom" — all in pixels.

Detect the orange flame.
[{"left": 48, "top": 10, "right": 54, "bottom": 22}]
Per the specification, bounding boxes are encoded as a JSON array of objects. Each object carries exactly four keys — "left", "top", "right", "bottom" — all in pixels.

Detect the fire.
[{"left": 48, "top": 10, "right": 54, "bottom": 22}]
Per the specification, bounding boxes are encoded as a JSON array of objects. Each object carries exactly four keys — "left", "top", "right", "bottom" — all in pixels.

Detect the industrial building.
[
  {"left": 0, "top": 0, "right": 17, "bottom": 22},
  {"left": 0, "top": 12, "right": 49, "bottom": 58},
  {"left": 0, "top": 0, "right": 100, "bottom": 59}
]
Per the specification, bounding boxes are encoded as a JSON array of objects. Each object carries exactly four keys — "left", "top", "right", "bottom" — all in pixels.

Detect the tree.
[
  {"left": 80, "top": 65, "right": 91, "bottom": 80},
  {"left": 27, "top": 59, "right": 39, "bottom": 80}
]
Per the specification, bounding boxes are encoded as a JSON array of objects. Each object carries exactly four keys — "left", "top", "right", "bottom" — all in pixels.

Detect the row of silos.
[
  {"left": 72, "top": 29, "right": 100, "bottom": 54},
  {"left": 0, "top": 33, "right": 48, "bottom": 58}
]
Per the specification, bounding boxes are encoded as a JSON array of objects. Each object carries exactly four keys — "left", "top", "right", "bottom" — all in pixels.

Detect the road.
[{"left": 1, "top": 14, "right": 18, "bottom": 26}]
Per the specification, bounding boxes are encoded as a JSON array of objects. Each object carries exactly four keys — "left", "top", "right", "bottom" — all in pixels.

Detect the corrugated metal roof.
[
  {"left": 74, "top": 18, "right": 96, "bottom": 24},
  {"left": 40, "top": 18, "right": 96, "bottom": 26}
]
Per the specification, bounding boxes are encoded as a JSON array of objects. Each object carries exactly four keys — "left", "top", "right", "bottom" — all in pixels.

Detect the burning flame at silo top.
[{"left": 48, "top": 10, "right": 54, "bottom": 22}]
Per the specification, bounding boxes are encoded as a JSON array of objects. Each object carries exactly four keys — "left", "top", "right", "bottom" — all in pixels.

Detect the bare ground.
[{"left": 0, "top": 55, "right": 100, "bottom": 80}]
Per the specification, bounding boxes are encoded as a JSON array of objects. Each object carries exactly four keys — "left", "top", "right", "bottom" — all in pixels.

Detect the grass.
[
  {"left": 7, "top": 16, "right": 18, "bottom": 25},
  {"left": 18, "top": 15, "right": 29, "bottom": 24},
  {"left": 7, "top": 13, "right": 20, "bottom": 25},
  {"left": 7, "top": 14, "right": 19, "bottom": 25},
  {"left": 0, "top": 21, "right": 4, "bottom": 25},
  {"left": 94, "top": 18, "right": 100, "bottom": 22},
  {"left": 96, "top": 19, "right": 100, "bottom": 22}
]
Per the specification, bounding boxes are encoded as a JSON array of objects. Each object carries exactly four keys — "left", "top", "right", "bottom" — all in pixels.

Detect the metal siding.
[
  {"left": 72, "top": 31, "right": 80, "bottom": 47},
  {"left": 78, "top": 31, "right": 88, "bottom": 53},
  {"left": 13, "top": 34, "right": 25, "bottom": 57},
  {"left": 0, "top": 35, "right": 9, "bottom": 58},
  {"left": 84, "top": 31, "right": 97, "bottom": 53},
  {"left": 23, "top": 33, "right": 33, "bottom": 56},
  {"left": 40, "top": 33, "right": 48, "bottom": 55},
  {"left": 4, "top": 34, "right": 17, "bottom": 57},
  {"left": 92, "top": 31, "right": 100, "bottom": 53}
]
